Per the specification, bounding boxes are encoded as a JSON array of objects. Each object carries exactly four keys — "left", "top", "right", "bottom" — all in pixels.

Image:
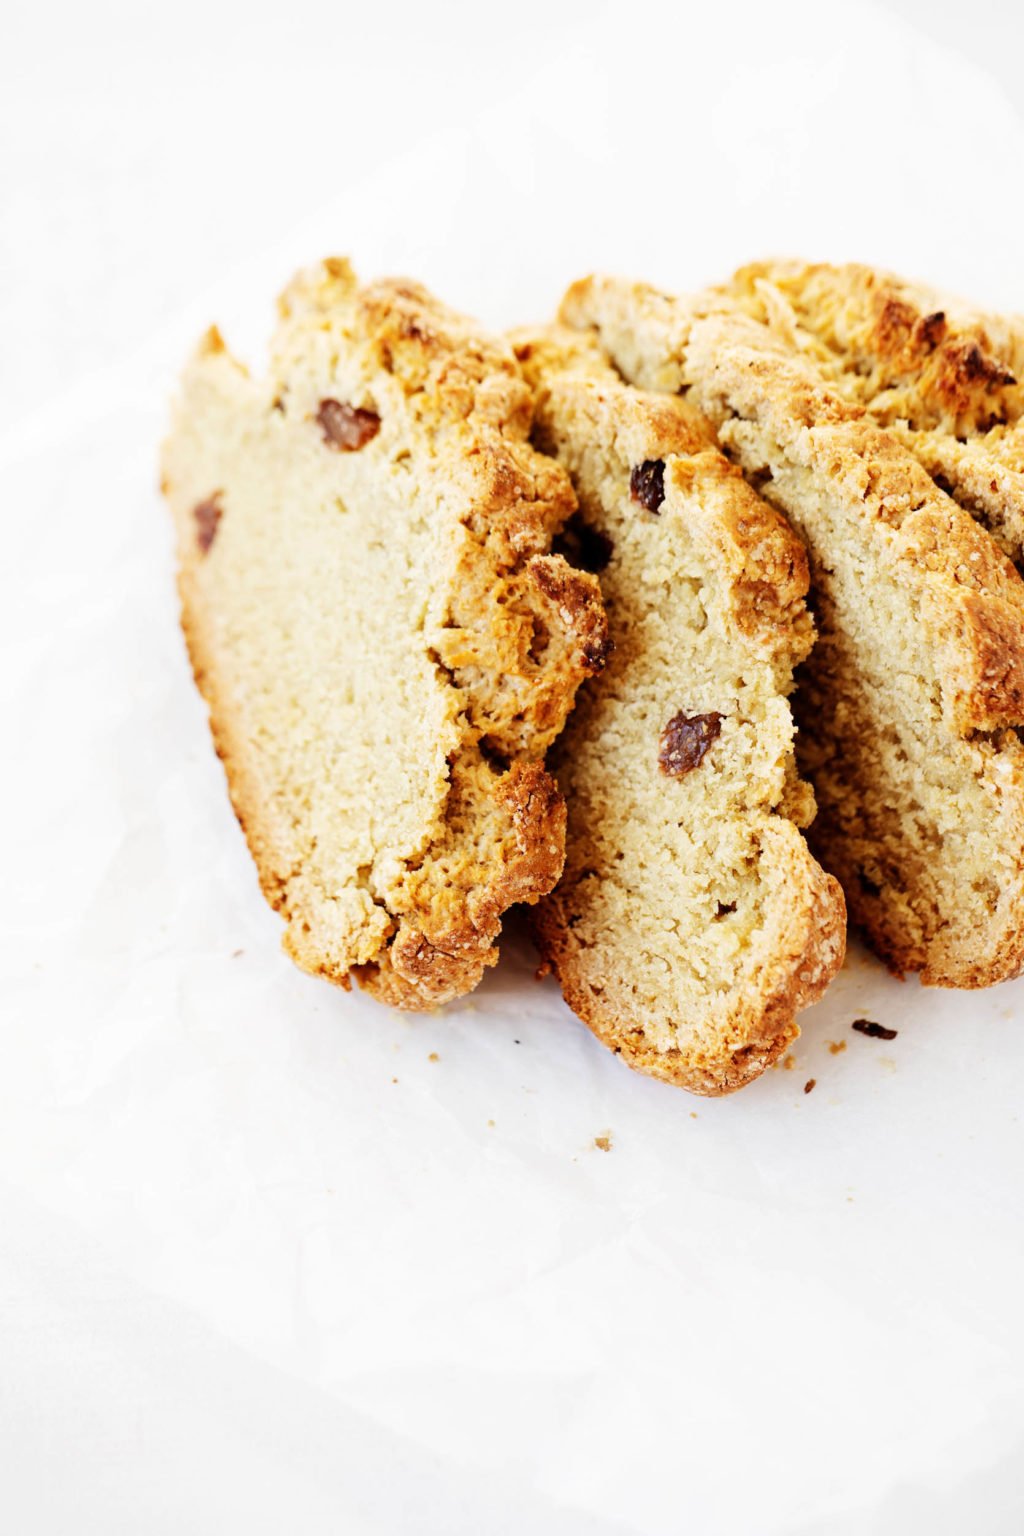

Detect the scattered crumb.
[
  {"left": 847, "top": 1196, "right": 854, "bottom": 1203},
  {"left": 391, "top": 1077, "right": 399, "bottom": 1084},
  {"left": 690, "top": 1112, "right": 698, "bottom": 1120},
  {"left": 231, "top": 949, "right": 244, "bottom": 958},
  {"left": 428, "top": 1052, "right": 439, "bottom": 1063},
  {"left": 594, "top": 1133, "right": 613, "bottom": 1152},
  {"left": 783, "top": 1054, "right": 796, "bottom": 1071},
  {"left": 828, "top": 1040, "right": 847, "bottom": 1055},
  {"left": 852, "top": 1018, "right": 897, "bottom": 1041},
  {"left": 535, "top": 959, "right": 552, "bottom": 980},
  {"left": 514, "top": 1038, "right": 521, "bottom": 1045},
  {"left": 804, "top": 1078, "right": 816, "bottom": 1094},
  {"left": 487, "top": 1119, "right": 495, "bottom": 1128},
  {"left": 879, "top": 1056, "right": 898, "bottom": 1073}
]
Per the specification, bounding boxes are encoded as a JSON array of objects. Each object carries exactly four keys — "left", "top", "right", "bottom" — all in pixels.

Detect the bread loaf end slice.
[{"left": 162, "top": 260, "right": 607, "bottom": 1008}]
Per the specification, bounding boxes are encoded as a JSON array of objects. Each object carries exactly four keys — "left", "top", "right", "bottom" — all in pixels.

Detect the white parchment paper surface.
[{"left": 2, "top": 1, "right": 1023, "bottom": 1530}]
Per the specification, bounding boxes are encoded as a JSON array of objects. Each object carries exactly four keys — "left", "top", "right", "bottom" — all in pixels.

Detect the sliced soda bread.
[
  {"left": 511, "top": 326, "right": 845, "bottom": 1093},
  {"left": 561, "top": 276, "right": 1024, "bottom": 986},
  {"left": 161, "top": 260, "right": 607, "bottom": 1008}
]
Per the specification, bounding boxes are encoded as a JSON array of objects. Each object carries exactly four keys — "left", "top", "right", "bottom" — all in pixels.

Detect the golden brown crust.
[
  {"left": 354, "top": 763, "right": 567, "bottom": 1009},
  {"left": 726, "top": 260, "right": 1024, "bottom": 435},
  {"left": 722, "top": 262, "right": 1024, "bottom": 570},
  {"left": 531, "top": 850, "right": 844, "bottom": 1094},
  {"left": 682, "top": 312, "right": 1024, "bottom": 736}
]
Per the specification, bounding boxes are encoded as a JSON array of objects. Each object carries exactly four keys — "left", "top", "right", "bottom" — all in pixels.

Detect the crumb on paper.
[
  {"left": 594, "top": 1132, "right": 613, "bottom": 1152},
  {"left": 690, "top": 1112, "right": 698, "bottom": 1120},
  {"left": 514, "top": 1038, "right": 521, "bottom": 1045},
  {"left": 879, "top": 1055, "right": 898, "bottom": 1073},
  {"left": 828, "top": 1039, "right": 847, "bottom": 1055},
  {"left": 391, "top": 1077, "right": 398, "bottom": 1085},
  {"left": 487, "top": 1119, "right": 495, "bottom": 1128},
  {"left": 428, "top": 1052, "right": 439, "bottom": 1063},
  {"left": 231, "top": 948, "right": 244, "bottom": 958},
  {"left": 804, "top": 1078, "right": 816, "bottom": 1094},
  {"left": 783, "top": 1054, "right": 796, "bottom": 1071},
  {"left": 852, "top": 1018, "right": 897, "bottom": 1041}
]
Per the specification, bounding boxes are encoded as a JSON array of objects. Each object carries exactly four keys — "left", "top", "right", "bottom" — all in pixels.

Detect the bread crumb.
[
  {"left": 391, "top": 1077, "right": 399, "bottom": 1084},
  {"left": 852, "top": 1018, "right": 897, "bottom": 1041},
  {"left": 690, "top": 1112, "right": 698, "bottom": 1120},
  {"left": 428, "top": 1052, "right": 439, "bottom": 1063},
  {"left": 804, "top": 1078, "right": 816, "bottom": 1094},
  {"left": 487, "top": 1119, "right": 495, "bottom": 1128},
  {"left": 231, "top": 949, "right": 244, "bottom": 958},
  {"left": 783, "top": 1054, "right": 796, "bottom": 1071},
  {"left": 828, "top": 1040, "right": 847, "bottom": 1055},
  {"left": 594, "top": 1133, "right": 613, "bottom": 1152}
]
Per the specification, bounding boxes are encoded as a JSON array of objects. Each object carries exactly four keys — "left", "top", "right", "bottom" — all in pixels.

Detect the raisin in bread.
[
  {"left": 511, "top": 327, "right": 845, "bottom": 1093},
  {"left": 561, "top": 275, "right": 1024, "bottom": 987},
  {"left": 161, "top": 259, "right": 607, "bottom": 1008}
]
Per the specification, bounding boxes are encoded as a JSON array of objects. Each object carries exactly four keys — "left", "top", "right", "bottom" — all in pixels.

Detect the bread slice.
[
  {"left": 720, "top": 261, "right": 1024, "bottom": 565},
  {"left": 510, "top": 326, "right": 845, "bottom": 1093},
  {"left": 561, "top": 275, "right": 1024, "bottom": 986},
  {"left": 161, "top": 259, "right": 607, "bottom": 1009}
]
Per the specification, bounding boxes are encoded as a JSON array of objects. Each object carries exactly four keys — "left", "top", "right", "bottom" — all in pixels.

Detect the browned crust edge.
[
  {"left": 178, "top": 564, "right": 570, "bottom": 1009},
  {"left": 353, "top": 763, "right": 567, "bottom": 1009},
  {"left": 530, "top": 858, "right": 846, "bottom": 1097}
]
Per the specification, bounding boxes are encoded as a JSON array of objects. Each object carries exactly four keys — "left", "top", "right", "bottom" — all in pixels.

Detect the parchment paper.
[{"left": 3, "top": 1, "right": 1023, "bottom": 1529}]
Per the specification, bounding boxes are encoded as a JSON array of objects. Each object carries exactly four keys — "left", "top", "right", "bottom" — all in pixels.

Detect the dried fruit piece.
[
  {"left": 630, "top": 459, "right": 665, "bottom": 512},
  {"left": 193, "top": 494, "right": 222, "bottom": 553},
  {"left": 316, "top": 398, "right": 381, "bottom": 450},
  {"left": 658, "top": 711, "right": 723, "bottom": 777}
]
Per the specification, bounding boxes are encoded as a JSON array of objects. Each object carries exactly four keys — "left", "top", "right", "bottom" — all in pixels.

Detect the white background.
[{"left": 3, "top": 1, "right": 1024, "bottom": 1530}]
